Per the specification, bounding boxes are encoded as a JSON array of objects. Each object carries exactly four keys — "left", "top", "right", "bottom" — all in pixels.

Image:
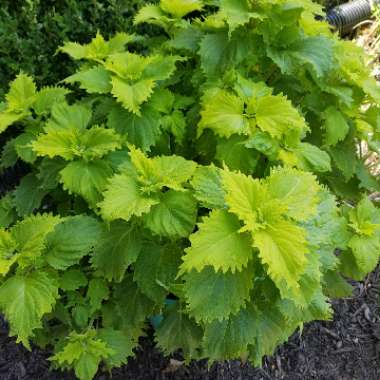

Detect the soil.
[{"left": 0, "top": 269, "right": 379, "bottom": 380}]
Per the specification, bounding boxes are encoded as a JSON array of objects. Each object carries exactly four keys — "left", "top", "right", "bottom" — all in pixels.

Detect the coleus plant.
[{"left": 0, "top": 0, "right": 380, "bottom": 379}]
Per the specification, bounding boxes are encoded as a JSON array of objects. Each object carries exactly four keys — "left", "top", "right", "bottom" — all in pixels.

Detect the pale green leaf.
[
  {"left": 64, "top": 66, "right": 112, "bottom": 94},
  {"left": 33, "top": 86, "right": 70, "bottom": 115},
  {"left": 323, "top": 107, "right": 350, "bottom": 146},
  {"left": 0, "top": 272, "right": 58, "bottom": 348},
  {"left": 45, "top": 215, "right": 102, "bottom": 270},
  {"left": 60, "top": 160, "right": 113, "bottom": 206},
  {"left": 191, "top": 165, "right": 226, "bottom": 209},
  {"left": 183, "top": 263, "right": 255, "bottom": 322}
]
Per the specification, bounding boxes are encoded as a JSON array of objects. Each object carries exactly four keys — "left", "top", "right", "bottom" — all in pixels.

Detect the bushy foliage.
[
  {"left": 1, "top": 1, "right": 380, "bottom": 379},
  {"left": 0, "top": 0, "right": 149, "bottom": 98}
]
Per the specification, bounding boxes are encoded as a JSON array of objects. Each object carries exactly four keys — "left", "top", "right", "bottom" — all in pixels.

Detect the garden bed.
[{"left": 1, "top": 270, "right": 379, "bottom": 380}]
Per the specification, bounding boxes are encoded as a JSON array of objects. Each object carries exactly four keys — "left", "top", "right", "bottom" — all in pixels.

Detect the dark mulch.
[{"left": 0, "top": 270, "right": 380, "bottom": 380}]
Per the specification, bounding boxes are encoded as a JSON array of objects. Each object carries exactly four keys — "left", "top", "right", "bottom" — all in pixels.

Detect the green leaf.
[
  {"left": 6, "top": 73, "right": 36, "bottom": 112},
  {"left": 181, "top": 210, "right": 253, "bottom": 274},
  {"left": 13, "top": 174, "right": 47, "bottom": 216},
  {"left": 14, "top": 132, "right": 38, "bottom": 163},
  {"left": 202, "top": 305, "right": 258, "bottom": 360},
  {"left": 108, "top": 104, "right": 161, "bottom": 152},
  {"left": 216, "top": 135, "right": 259, "bottom": 174},
  {"left": 155, "top": 303, "right": 203, "bottom": 361},
  {"left": 323, "top": 107, "right": 350, "bottom": 146},
  {"left": 114, "top": 275, "right": 156, "bottom": 329},
  {"left": 91, "top": 221, "right": 142, "bottom": 282},
  {"left": 134, "top": 4, "right": 167, "bottom": 26},
  {"left": 0, "top": 271, "right": 58, "bottom": 348},
  {"left": 87, "top": 278, "right": 109, "bottom": 313},
  {"left": 191, "top": 166, "right": 226, "bottom": 209},
  {"left": 64, "top": 66, "right": 112, "bottom": 94},
  {"left": 51, "top": 330, "right": 113, "bottom": 380},
  {"left": 97, "top": 328, "right": 137, "bottom": 368},
  {"left": 111, "top": 77, "right": 155, "bottom": 116},
  {"left": 133, "top": 243, "right": 182, "bottom": 302},
  {"left": 60, "top": 269, "right": 88, "bottom": 291},
  {"left": 60, "top": 160, "right": 113, "bottom": 206},
  {"left": 0, "top": 194, "right": 17, "bottom": 228},
  {"left": 183, "top": 263, "right": 255, "bottom": 322},
  {"left": 199, "top": 89, "right": 248, "bottom": 138},
  {"left": 160, "top": 0, "right": 203, "bottom": 18},
  {"left": 295, "top": 143, "right": 332, "bottom": 172},
  {"left": 323, "top": 270, "right": 353, "bottom": 298},
  {"left": 144, "top": 190, "right": 197, "bottom": 237},
  {"left": 45, "top": 215, "right": 102, "bottom": 270},
  {"left": 99, "top": 170, "right": 159, "bottom": 222}
]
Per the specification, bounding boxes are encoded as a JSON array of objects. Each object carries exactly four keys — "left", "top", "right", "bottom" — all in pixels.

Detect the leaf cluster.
[{"left": 1, "top": 1, "right": 380, "bottom": 379}]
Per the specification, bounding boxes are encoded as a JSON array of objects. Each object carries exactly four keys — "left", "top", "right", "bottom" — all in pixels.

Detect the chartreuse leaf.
[
  {"left": 99, "top": 168, "right": 159, "bottom": 222},
  {"left": 133, "top": 243, "right": 182, "bottom": 302},
  {"left": 59, "top": 32, "right": 135, "bottom": 61},
  {"left": 5, "top": 73, "right": 36, "bottom": 113},
  {"left": 11, "top": 214, "right": 61, "bottom": 262},
  {"left": 129, "top": 146, "right": 197, "bottom": 192},
  {"left": 250, "top": 93, "right": 308, "bottom": 139},
  {"left": 266, "top": 167, "right": 319, "bottom": 221},
  {"left": 33, "top": 86, "right": 69, "bottom": 115},
  {"left": 60, "top": 160, "right": 113, "bottom": 206},
  {"left": 0, "top": 73, "right": 36, "bottom": 133},
  {"left": 111, "top": 77, "right": 155, "bottom": 116},
  {"left": 253, "top": 220, "right": 309, "bottom": 296},
  {"left": 155, "top": 303, "right": 203, "bottom": 361},
  {"left": 160, "top": 0, "right": 203, "bottom": 18},
  {"left": 0, "top": 271, "right": 58, "bottom": 348},
  {"left": 199, "top": 88, "right": 248, "bottom": 138},
  {"left": 134, "top": 4, "right": 168, "bottom": 26},
  {"left": 91, "top": 221, "right": 142, "bottom": 282},
  {"left": 143, "top": 190, "right": 197, "bottom": 237},
  {"left": 0, "top": 229, "right": 18, "bottom": 276},
  {"left": 183, "top": 263, "right": 255, "bottom": 322},
  {"left": 181, "top": 210, "right": 253, "bottom": 274},
  {"left": 44, "top": 215, "right": 102, "bottom": 270},
  {"left": 51, "top": 330, "right": 114, "bottom": 380}
]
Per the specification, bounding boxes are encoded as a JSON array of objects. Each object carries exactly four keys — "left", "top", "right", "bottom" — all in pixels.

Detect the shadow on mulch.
[{"left": 1, "top": 271, "right": 380, "bottom": 380}]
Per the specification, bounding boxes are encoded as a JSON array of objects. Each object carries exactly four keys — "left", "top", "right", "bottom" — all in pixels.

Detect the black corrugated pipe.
[{"left": 326, "top": 0, "right": 379, "bottom": 35}]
